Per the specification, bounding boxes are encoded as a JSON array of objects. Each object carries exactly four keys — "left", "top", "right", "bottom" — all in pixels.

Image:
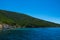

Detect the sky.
[{"left": 0, "top": 0, "right": 60, "bottom": 24}]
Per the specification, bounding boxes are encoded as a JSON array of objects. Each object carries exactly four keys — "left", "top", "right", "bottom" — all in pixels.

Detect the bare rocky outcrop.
[
  {"left": 0, "top": 24, "right": 3, "bottom": 29},
  {"left": 0, "top": 23, "right": 17, "bottom": 30}
]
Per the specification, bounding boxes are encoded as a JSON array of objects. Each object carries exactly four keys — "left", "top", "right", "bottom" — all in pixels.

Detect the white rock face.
[
  {"left": 3, "top": 24, "right": 9, "bottom": 29},
  {"left": 0, "top": 24, "right": 3, "bottom": 29},
  {"left": 0, "top": 23, "right": 18, "bottom": 30}
]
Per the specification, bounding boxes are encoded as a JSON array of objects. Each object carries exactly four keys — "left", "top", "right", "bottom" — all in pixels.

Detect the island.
[{"left": 0, "top": 10, "right": 60, "bottom": 30}]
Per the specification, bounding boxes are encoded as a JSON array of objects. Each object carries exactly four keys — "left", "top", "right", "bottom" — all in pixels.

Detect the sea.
[{"left": 0, "top": 28, "right": 60, "bottom": 40}]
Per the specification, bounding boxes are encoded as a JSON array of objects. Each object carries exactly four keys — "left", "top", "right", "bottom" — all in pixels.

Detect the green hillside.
[{"left": 0, "top": 10, "right": 60, "bottom": 28}]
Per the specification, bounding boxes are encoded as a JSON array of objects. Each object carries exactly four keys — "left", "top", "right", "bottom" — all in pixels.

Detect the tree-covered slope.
[{"left": 0, "top": 10, "right": 60, "bottom": 27}]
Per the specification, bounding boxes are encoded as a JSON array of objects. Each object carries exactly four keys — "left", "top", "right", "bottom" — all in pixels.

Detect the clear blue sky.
[{"left": 0, "top": 0, "right": 60, "bottom": 24}]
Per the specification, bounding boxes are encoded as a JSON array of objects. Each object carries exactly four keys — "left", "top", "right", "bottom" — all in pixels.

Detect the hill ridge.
[{"left": 0, "top": 10, "right": 60, "bottom": 28}]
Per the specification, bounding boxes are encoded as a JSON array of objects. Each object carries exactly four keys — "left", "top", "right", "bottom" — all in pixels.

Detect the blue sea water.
[{"left": 1, "top": 28, "right": 60, "bottom": 40}]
